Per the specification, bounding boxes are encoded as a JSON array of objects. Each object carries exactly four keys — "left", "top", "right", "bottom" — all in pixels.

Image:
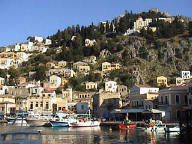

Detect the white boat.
[
  {"left": 165, "top": 126, "right": 180, "bottom": 132},
  {"left": 6, "top": 117, "right": 28, "bottom": 126},
  {"left": 70, "top": 119, "right": 100, "bottom": 127},
  {"left": 0, "top": 129, "right": 42, "bottom": 144},
  {"left": 26, "top": 114, "right": 51, "bottom": 127},
  {"left": 50, "top": 112, "right": 77, "bottom": 127}
]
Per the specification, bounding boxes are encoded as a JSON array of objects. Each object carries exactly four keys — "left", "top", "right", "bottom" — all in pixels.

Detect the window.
[
  {"left": 81, "top": 105, "right": 84, "bottom": 110},
  {"left": 161, "top": 96, "right": 163, "bottom": 104},
  {"left": 185, "top": 95, "right": 188, "bottom": 105},
  {"left": 165, "top": 96, "right": 168, "bottom": 104},
  {"left": 46, "top": 102, "right": 49, "bottom": 109},
  {"left": 40, "top": 102, "right": 43, "bottom": 107},
  {"left": 36, "top": 102, "right": 38, "bottom": 107},
  {"left": 30, "top": 102, "right": 33, "bottom": 110},
  {"left": 176, "top": 95, "right": 180, "bottom": 104}
]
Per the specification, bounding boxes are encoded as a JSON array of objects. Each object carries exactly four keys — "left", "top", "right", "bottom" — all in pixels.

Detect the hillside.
[{"left": 1, "top": 9, "right": 192, "bottom": 89}]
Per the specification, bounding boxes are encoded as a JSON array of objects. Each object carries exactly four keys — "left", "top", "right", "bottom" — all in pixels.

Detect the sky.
[{"left": 0, "top": 0, "right": 191, "bottom": 47}]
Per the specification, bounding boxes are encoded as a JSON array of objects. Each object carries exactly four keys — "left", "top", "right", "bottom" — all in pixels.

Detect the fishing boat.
[
  {"left": 70, "top": 119, "right": 100, "bottom": 127},
  {"left": 0, "top": 129, "right": 42, "bottom": 144}
]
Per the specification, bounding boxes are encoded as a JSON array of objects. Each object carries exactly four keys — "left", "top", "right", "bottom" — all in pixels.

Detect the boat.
[
  {"left": 146, "top": 125, "right": 166, "bottom": 132},
  {"left": 165, "top": 125, "right": 180, "bottom": 132},
  {"left": 70, "top": 119, "right": 100, "bottom": 127},
  {"left": 0, "top": 129, "right": 42, "bottom": 144},
  {"left": 6, "top": 117, "right": 28, "bottom": 126},
  {"left": 119, "top": 123, "right": 137, "bottom": 129},
  {"left": 49, "top": 111, "right": 77, "bottom": 127},
  {"left": 49, "top": 120, "right": 69, "bottom": 127},
  {"left": 26, "top": 114, "right": 51, "bottom": 127}
]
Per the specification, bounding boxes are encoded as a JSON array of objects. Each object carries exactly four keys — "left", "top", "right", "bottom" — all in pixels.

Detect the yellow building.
[
  {"left": 54, "top": 95, "right": 68, "bottom": 111},
  {"left": 134, "top": 16, "right": 152, "bottom": 31},
  {"left": 157, "top": 76, "right": 168, "bottom": 87},
  {"left": 0, "top": 96, "right": 16, "bottom": 114},
  {"left": 27, "top": 91, "right": 56, "bottom": 114},
  {"left": 77, "top": 65, "right": 90, "bottom": 73},
  {"left": 17, "top": 77, "right": 27, "bottom": 85},
  {"left": 102, "top": 62, "right": 120, "bottom": 73},
  {"left": 159, "top": 85, "right": 188, "bottom": 122}
]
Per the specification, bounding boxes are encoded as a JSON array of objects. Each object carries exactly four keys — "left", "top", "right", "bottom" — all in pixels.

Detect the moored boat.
[
  {"left": 119, "top": 123, "right": 137, "bottom": 129},
  {"left": 49, "top": 120, "right": 69, "bottom": 127},
  {"left": 165, "top": 125, "right": 180, "bottom": 132},
  {"left": 26, "top": 118, "right": 49, "bottom": 127},
  {"left": 70, "top": 119, "right": 100, "bottom": 127}
]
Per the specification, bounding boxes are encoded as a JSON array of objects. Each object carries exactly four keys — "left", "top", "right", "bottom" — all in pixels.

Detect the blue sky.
[{"left": 0, "top": 0, "right": 191, "bottom": 47}]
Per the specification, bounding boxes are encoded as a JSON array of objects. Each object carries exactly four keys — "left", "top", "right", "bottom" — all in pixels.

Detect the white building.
[
  {"left": 0, "top": 77, "right": 5, "bottom": 86},
  {"left": 85, "top": 82, "right": 97, "bottom": 90},
  {"left": 0, "top": 58, "right": 14, "bottom": 69},
  {"left": 44, "top": 39, "right": 52, "bottom": 45},
  {"left": 30, "top": 87, "right": 44, "bottom": 96},
  {"left": 105, "top": 81, "right": 117, "bottom": 92},
  {"left": 181, "top": 71, "right": 190, "bottom": 80},
  {"left": 85, "top": 39, "right": 96, "bottom": 47},
  {"left": 0, "top": 86, "right": 8, "bottom": 95},
  {"left": 34, "top": 36, "right": 44, "bottom": 43},
  {"left": 49, "top": 75, "right": 62, "bottom": 89},
  {"left": 130, "top": 84, "right": 159, "bottom": 97}
]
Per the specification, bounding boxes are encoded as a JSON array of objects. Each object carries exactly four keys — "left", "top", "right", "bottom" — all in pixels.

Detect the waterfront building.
[
  {"left": 129, "top": 84, "right": 159, "bottom": 108},
  {"left": 76, "top": 102, "right": 89, "bottom": 114},
  {"left": 0, "top": 96, "right": 16, "bottom": 115},
  {"left": 158, "top": 85, "right": 188, "bottom": 122},
  {"left": 27, "top": 90, "right": 56, "bottom": 114},
  {"left": 93, "top": 91, "right": 121, "bottom": 118}
]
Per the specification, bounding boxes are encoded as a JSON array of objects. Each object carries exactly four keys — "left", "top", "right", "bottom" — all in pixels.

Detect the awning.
[
  {"left": 111, "top": 108, "right": 145, "bottom": 114},
  {"left": 111, "top": 108, "right": 164, "bottom": 114}
]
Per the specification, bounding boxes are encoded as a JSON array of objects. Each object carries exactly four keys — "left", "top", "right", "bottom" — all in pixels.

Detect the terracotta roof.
[{"left": 169, "top": 85, "right": 187, "bottom": 89}]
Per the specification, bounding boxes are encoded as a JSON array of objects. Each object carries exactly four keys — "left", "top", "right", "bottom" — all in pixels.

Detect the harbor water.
[{"left": 0, "top": 125, "right": 182, "bottom": 144}]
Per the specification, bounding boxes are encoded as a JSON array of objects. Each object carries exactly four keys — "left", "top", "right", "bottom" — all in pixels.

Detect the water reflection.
[{"left": 0, "top": 125, "right": 181, "bottom": 144}]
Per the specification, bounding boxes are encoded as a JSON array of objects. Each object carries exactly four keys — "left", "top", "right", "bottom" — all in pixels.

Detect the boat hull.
[
  {"left": 70, "top": 121, "right": 100, "bottom": 127},
  {"left": 26, "top": 119, "right": 48, "bottom": 127},
  {"left": 50, "top": 121, "right": 69, "bottom": 127}
]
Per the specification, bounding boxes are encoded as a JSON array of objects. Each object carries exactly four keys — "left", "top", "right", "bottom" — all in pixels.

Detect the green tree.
[
  {"left": 35, "top": 65, "right": 47, "bottom": 81},
  {"left": 0, "top": 69, "right": 7, "bottom": 78},
  {"left": 8, "top": 68, "right": 20, "bottom": 85}
]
